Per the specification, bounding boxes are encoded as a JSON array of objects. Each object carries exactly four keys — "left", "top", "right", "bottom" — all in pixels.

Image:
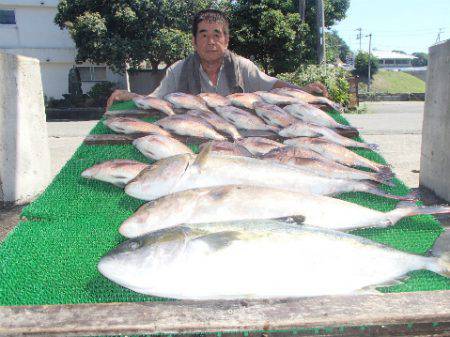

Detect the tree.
[
  {"left": 353, "top": 51, "right": 379, "bottom": 79},
  {"left": 228, "top": 0, "right": 350, "bottom": 75},
  {"left": 325, "top": 30, "right": 351, "bottom": 63},
  {"left": 412, "top": 52, "right": 428, "bottom": 67},
  {"left": 55, "top": 0, "right": 216, "bottom": 73}
]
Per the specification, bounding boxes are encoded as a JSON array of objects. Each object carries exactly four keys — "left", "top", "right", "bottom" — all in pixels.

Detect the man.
[{"left": 106, "top": 9, "right": 327, "bottom": 110}]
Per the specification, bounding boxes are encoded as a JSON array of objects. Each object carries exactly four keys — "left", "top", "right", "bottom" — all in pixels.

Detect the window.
[
  {"left": 0, "top": 9, "right": 16, "bottom": 24},
  {"left": 76, "top": 66, "right": 107, "bottom": 82}
]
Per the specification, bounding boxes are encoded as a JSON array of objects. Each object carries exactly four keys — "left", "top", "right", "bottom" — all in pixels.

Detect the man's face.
[{"left": 193, "top": 20, "right": 229, "bottom": 63}]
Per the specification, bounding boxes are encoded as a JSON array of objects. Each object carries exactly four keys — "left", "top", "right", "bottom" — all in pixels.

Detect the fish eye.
[{"left": 128, "top": 241, "right": 140, "bottom": 250}]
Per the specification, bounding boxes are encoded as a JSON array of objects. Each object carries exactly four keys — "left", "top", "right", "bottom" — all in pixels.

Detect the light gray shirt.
[{"left": 150, "top": 54, "right": 278, "bottom": 98}]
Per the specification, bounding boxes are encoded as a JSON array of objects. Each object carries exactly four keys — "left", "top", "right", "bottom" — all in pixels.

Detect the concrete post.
[
  {"left": 419, "top": 39, "right": 450, "bottom": 202},
  {"left": 0, "top": 52, "right": 51, "bottom": 205}
]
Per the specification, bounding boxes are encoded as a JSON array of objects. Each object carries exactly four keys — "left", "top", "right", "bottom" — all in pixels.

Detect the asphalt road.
[{"left": 2, "top": 101, "right": 447, "bottom": 242}]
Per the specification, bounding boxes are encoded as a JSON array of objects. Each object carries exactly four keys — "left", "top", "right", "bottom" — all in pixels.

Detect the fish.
[
  {"left": 132, "top": 135, "right": 193, "bottom": 161},
  {"left": 254, "top": 91, "right": 300, "bottom": 105},
  {"left": 186, "top": 109, "right": 242, "bottom": 140},
  {"left": 279, "top": 121, "right": 378, "bottom": 150},
  {"left": 272, "top": 87, "right": 343, "bottom": 112},
  {"left": 99, "top": 219, "right": 450, "bottom": 299},
  {"left": 261, "top": 145, "right": 330, "bottom": 162},
  {"left": 284, "top": 137, "right": 391, "bottom": 173},
  {"left": 103, "top": 117, "right": 171, "bottom": 136},
  {"left": 81, "top": 159, "right": 149, "bottom": 188},
  {"left": 262, "top": 156, "right": 393, "bottom": 186},
  {"left": 120, "top": 185, "right": 450, "bottom": 237},
  {"left": 198, "top": 93, "right": 231, "bottom": 108},
  {"left": 132, "top": 96, "right": 176, "bottom": 116},
  {"left": 227, "top": 93, "right": 262, "bottom": 109},
  {"left": 124, "top": 145, "right": 414, "bottom": 201},
  {"left": 155, "top": 115, "right": 226, "bottom": 141},
  {"left": 236, "top": 137, "right": 285, "bottom": 156},
  {"left": 105, "top": 109, "right": 152, "bottom": 117},
  {"left": 284, "top": 103, "right": 356, "bottom": 131},
  {"left": 215, "top": 106, "right": 279, "bottom": 132},
  {"left": 253, "top": 102, "right": 298, "bottom": 128},
  {"left": 199, "top": 141, "right": 253, "bottom": 157},
  {"left": 164, "top": 92, "right": 210, "bottom": 111}
]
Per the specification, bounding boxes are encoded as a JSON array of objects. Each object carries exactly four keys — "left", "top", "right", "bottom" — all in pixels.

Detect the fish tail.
[
  {"left": 373, "top": 171, "right": 395, "bottom": 186},
  {"left": 405, "top": 205, "right": 450, "bottom": 217},
  {"left": 367, "top": 143, "right": 379, "bottom": 151},
  {"left": 436, "top": 252, "right": 450, "bottom": 277},
  {"left": 362, "top": 181, "right": 418, "bottom": 201}
]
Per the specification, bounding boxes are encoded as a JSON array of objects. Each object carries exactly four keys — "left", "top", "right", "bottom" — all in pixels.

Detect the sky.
[{"left": 331, "top": 0, "right": 450, "bottom": 55}]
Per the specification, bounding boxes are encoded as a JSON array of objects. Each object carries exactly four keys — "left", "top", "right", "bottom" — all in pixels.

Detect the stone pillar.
[
  {"left": 0, "top": 52, "right": 51, "bottom": 205},
  {"left": 419, "top": 39, "right": 450, "bottom": 202}
]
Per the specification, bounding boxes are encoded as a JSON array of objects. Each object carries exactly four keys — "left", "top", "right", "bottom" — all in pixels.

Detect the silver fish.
[
  {"left": 272, "top": 87, "right": 343, "bottom": 112},
  {"left": 284, "top": 137, "right": 391, "bottom": 173},
  {"left": 132, "top": 96, "right": 175, "bottom": 115},
  {"left": 236, "top": 137, "right": 285, "bottom": 156},
  {"left": 262, "top": 156, "right": 393, "bottom": 186},
  {"left": 198, "top": 93, "right": 231, "bottom": 108},
  {"left": 227, "top": 93, "right": 262, "bottom": 109},
  {"left": 120, "top": 185, "right": 450, "bottom": 237},
  {"left": 156, "top": 114, "right": 226, "bottom": 140},
  {"left": 253, "top": 101, "right": 298, "bottom": 127},
  {"left": 132, "top": 135, "right": 193, "bottom": 160},
  {"left": 99, "top": 219, "right": 450, "bottom": 299},
  {"left": 215, "top": 106, "right": 279, "bottom": 132},
  {"left": 284, "top": 102, "right": 355, "bottom": 130},
  {"left": 186, "top": 109, "right": 242, "bottom": 140},
  {"left": 199, "top": 141, "right": 253, "bottom": 157},
  {"left": 279, "top": 121, "right": 378, "bottom": 150},
  {"left": 81, "top": 159, "right": 149, "bottom": 188},
  {"left": 164, "top": 92, "right": 210, "bottom": 111},
  {"left": 124, "top": 146, "right": 413, "bottom": 201},
  {"left": 254, "top": 91, "right": 300, "bottom": 105},
  {"left": 103, "top": 117, "right": 171, "bottom": 136}
]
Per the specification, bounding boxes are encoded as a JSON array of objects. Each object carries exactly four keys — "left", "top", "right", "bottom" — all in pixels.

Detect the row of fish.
[
  {"left": 83, "top": 91, "right": 450, "bottom": 300},
  {"left": 104, "top": 89, "right": 368, "bottom": 151}
]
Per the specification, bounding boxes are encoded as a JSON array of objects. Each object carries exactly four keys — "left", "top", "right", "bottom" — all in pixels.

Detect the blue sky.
[{"left": 331, "top": 0, "right": 450, "bottom": 55}]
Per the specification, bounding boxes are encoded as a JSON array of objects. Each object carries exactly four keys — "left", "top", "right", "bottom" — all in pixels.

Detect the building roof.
[{"left": 372, "top": 50, "right": 417, "bottom": 60}]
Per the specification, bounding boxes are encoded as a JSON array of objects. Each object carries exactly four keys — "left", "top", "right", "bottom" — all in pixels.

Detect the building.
[
  {"left": 0, "top": 0, "right": 123, "bottom": 99},
  {"left": 372, "top": 50, "right": 417, "bottom": 69}
]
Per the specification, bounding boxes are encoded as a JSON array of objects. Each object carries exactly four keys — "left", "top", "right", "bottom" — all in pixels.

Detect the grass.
[{"left": 360, "top": 70, "right": 426, "bottom": 94}]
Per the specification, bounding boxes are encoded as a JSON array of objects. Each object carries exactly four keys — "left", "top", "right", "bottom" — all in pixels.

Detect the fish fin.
[
  {"left": 192, "top": 231, "right": 242, "bottom": 251},
  {"left": 359, "top": 276, "right": 410, "bottom": 293},
  {"left": 437, "top": 252, "right": 450, "bottom": 277},
  {"left": 193, "top": 142, "right": 212, "bottom": 172},
  {"left": 275, "top": 215, "right": 306, "bottom": 225}
]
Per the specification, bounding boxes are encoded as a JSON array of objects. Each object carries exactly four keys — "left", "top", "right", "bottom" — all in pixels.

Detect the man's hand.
[
  {"left": 300, "top": 82, "right": 329, "bottom": 98},
  {"left": 105, "top": 89, "right": 141, "bottom": 111}
]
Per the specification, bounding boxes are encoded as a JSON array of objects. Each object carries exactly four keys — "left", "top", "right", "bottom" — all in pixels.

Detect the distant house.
[
  {"left": 0, "top": 0, "right": 123, "bottom": 99},
  {"left": 372, "top": 50, "right": 417, "bottom": 69}
]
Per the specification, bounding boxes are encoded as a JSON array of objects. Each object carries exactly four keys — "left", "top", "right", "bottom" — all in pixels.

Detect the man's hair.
[{"left": 192, "top": 9, "right": 229, "bottom": 37}]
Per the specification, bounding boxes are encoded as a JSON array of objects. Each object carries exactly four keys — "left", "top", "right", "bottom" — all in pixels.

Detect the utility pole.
[
  {"left": 436, "top": 28, "right": 444, "bottom": 43},
  {"left": 355, "top": 27, "right": 362, "bottom": 52},
  {"left": 298, "top": 0, "right": 306, "bottom": 21},
  {"left": 316, "top": 0, "right": 326, "bottom": 64},
  {"left": 366, "top": 33, "right": 372, "bottom": 92}
]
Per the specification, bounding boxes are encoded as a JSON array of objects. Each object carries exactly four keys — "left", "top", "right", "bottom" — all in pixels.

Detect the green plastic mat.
[{"left": 0, "top": 101, "right": 449, "bottom": 307}]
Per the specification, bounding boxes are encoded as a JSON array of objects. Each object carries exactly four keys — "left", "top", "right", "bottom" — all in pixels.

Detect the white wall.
[{"left": 0, "top": 2, "right": 123, "bottom": 99}]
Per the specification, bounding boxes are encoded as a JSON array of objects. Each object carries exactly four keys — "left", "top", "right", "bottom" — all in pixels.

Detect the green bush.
[
  {"left": 87, "top": 81, "right": 117, "bottom": 106},
  {"left": 278, "top": 64, "right": 351, "bottom": 106},
  {"left": 353, "top": 51, "right": 379, "bottom": 79}
]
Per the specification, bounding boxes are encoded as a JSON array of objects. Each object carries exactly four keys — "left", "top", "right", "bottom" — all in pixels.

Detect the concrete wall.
[
  {"left": 0, "top": 52, "right": 51, "bottom": 204},
  {"left": 419, "top": 39, "right": 450, "bottom": 202},
  {"left": 403, "top": 69, "right": 427, "bottom": 82}
]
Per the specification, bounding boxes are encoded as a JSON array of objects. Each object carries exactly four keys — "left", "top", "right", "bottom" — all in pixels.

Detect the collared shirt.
[{"left": 151, "top": 54, "right": 277, "bottom": 98}]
